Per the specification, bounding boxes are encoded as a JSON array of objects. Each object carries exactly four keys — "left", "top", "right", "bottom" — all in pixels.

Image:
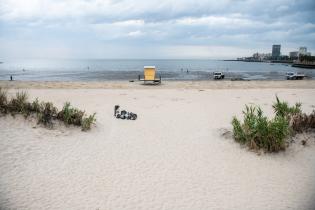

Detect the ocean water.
[{"left": 0, "top": 58, "right": 314, "bottom": 81}]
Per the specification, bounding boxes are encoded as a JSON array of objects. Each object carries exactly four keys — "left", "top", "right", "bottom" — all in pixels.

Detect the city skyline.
[{"left": 0, "top": 0, "right": 315, "bottom": 59}]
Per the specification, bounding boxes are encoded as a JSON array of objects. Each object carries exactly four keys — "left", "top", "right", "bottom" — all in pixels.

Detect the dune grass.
[
  {"left": 0, "top": 88, "right": 8, "bottom": 114},
  {"left": 291, "top": 111, "right": 315, "bottom": 133},
  {"left": 0, "top": 88, "right": 96, "bottom": 131},
  {"left": 81, "top": 113, "right": 96, "bottom": 131},
  {"left": 232, "top": 96, "right": 313, "bottom": 152}
]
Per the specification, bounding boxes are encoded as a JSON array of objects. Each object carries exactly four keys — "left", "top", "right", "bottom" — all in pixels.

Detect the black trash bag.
[
  {"left": 114, "top": 105, "right": 120, "bottom": 116},
  {"left": 130, "top": 112, "right": 137, "bottom": 120},
  {"left": 121, "top": 110, "right": 127, "bottom": 116}
]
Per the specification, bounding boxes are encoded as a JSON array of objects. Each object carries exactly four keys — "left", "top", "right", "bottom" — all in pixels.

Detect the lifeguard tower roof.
[{"left": 144, "top": 66, "right": 156, "bottom": 69}]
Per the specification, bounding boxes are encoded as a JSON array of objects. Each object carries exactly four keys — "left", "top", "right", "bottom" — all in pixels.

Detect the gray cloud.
[{"left": 0, "top": 0, "right": 314, "bottom": 59}]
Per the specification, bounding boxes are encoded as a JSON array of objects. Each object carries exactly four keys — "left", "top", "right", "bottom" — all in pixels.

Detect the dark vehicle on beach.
[
  {"left": 213, "top": 72, "right": 225, "bottom": 80},
  {"left": 286, "top": 72, "right": 305, "bottom": 80}
]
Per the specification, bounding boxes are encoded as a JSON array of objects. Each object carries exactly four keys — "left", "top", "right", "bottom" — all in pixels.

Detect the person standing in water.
[{"left": 10, "top": 75, "right": 13, "bottom": 81}]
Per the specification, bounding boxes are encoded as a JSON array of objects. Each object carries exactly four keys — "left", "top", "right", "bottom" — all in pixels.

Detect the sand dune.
[{"left": 0, "top": 87, "right": 315, "bottom": 210}]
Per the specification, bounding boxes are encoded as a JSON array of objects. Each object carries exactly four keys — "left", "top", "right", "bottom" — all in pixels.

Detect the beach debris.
[{"left": 114, "top": 105, "right": 137, "bottom": 120}]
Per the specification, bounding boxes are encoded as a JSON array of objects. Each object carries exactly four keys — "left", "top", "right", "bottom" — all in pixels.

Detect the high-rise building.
[{"left": 272, "top": 45, "right": 281, "bottom": 58}]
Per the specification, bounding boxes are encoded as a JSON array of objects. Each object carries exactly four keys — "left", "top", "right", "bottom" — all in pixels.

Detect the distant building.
[
  {"left": 272, "top": 44, "right": 281, "bottom": 59},
  {"left": 299, "top": 47, "right": 307, "bottom": 55},
  {"left": 252, "top": 52, "right": 271, "bottom": 61},
  {"left": 289, "top": 51, "right": 299, "bottom": 59}
]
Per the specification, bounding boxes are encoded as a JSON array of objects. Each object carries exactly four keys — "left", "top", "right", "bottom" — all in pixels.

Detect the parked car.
[
  {"left": 286, "top": 72, "right": 305, "bottom": 80},
  {"left": 213, "top": 72, "right": 225, "bottom": 80}
]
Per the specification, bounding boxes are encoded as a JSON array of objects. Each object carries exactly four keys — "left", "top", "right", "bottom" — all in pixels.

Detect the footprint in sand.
[{"left": 219, "top": 128, "right": 233, "bottom": 139}]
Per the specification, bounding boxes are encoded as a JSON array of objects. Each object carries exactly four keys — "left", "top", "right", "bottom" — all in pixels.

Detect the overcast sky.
[{"left": 0, "top": 0, "right": 314, "bottom": 59}]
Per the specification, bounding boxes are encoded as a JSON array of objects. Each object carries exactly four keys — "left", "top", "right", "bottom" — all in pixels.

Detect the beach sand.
[{"left": 0, "top": 81, "right": 315, "bottom": 210}]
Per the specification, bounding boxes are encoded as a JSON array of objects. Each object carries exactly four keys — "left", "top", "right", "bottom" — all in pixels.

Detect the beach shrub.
[
  {"left": 57, "top": 102, "right": 85, "bottom": 126},
  {"left": 272, "top": 95, "right": 301, "bottom": 119},
  {"left": 232, "top": 117, "right": 246, "bottom": 144},
  {"left": 81, "top": 113, "right": 96, "bottom": 131},
  {"left": 267, "top": 116, "right": 289, "bottom": 152},
  {"left": 31, "top": 98, "right": 41, "bottom": 113},
  {"left": 231, "top": 96, "right": 315, "bottom": 152},
  {"left": 231, "top": 104, "right": 289, "bottom": 152},
  {"left": 0, "top": 90, "right": 96, "bottom": 131},
  {"left": 291, "top": 111, "right": 315, "bottom": 133},
  {"left": 0, "top": 88, "right": 8, "bottom": 114},
  {"left": 7, "top": 91, "right": 29, "bottom": 116},
  {"left": 37, "top": 102, "right": 58, "bottom": 127}
]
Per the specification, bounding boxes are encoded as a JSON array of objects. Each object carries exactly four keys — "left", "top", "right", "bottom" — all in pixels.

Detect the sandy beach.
[
  {"left": 1, "top": 80, "right": 315, "bottom": 89},
  {"left": 1, "top": 81, "right": 315, "bottom": 210}
]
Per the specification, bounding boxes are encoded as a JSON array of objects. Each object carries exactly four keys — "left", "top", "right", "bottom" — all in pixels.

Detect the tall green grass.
[
  {"left": 37, "top": 102, "right": 58, "bottom": 127},
  {"left": 82, "top": 113, "right": 96, "bottom": 131},
  {"left": 57, "top": 102, "right": 85, "bottom": 126},
  {"left": 0, "top": 88, "right": 8, "bottom": 114},
  {"left": 231, "top": 96, "right": 303, "bottom": 152},
  {"left": 272, "top": 95, "right": 301, "bottom": 118},
  {"left": 0, "top": 89, "right": 96, "bottom": 131}
]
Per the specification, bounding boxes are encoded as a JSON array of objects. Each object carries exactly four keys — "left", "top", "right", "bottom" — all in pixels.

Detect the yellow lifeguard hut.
[{"left": 138, "top": 66, "right": 161, "bottom": 84}]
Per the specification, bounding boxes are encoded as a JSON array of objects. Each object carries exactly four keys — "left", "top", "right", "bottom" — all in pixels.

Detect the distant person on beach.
[
  {"left": 186, "top": 69, "right": 189, "bottom": 73},
  {"left": 10, "top": 75, "right": 13, "bottom": 81}
]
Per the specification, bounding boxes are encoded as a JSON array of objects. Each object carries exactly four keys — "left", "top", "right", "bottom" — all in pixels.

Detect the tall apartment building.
[{"left": 272, "top": 45, "right": 281, "bottom": 58}]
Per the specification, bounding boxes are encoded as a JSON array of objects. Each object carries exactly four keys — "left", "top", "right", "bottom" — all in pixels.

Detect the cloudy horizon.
[{"left": 0, "top": 0, "right": 315, "bottom": 59}]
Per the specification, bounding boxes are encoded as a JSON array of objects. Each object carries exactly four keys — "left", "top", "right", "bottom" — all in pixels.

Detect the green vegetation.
[
  {"left": 0, "top": 89, "right": 96, "bottom": 131},
  {"left": 0, "top": 88, "right": 8, "bottom": 114},
  {"left": 7, "top": 91, "right": 29, "bottom": 116},
  {"left": 232, "top": 105, "right": 289, "bottom": 152},
  {"left": 272, "top": 96, "right": 301, "bottom": 119},
  {"left": 232, "top": 96, "right": 314, "bottom": 152},
  {"left": 81, "top": 113, "right": 96, "bottom": 131},
  {"left": 57, "top": 102, "right": 85, "bottom": 126},
  {"left": 37, "top": 102, "right": 58, "bottom": 127}
]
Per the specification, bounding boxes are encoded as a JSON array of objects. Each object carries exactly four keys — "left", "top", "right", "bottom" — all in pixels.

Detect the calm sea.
[{"left": 0, "top": 58, "right": 314, "bottom": 81}]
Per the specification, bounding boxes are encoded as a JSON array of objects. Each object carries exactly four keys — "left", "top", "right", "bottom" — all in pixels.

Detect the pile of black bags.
[{"left": 114, "top": 105, "right": 137, "bottom": 120}]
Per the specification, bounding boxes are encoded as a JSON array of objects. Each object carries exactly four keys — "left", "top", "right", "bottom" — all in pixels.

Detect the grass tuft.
[
  {"left": 57, "top": 102, "right": 85, "bottom": 126},
  {"left": 7, "top": 91, "right": 29, "bottom": 116},
  {"left": 272, "top": 95, "right": 301, "bottom": 119},
  {"left": 81, "top": 113, "right": 96, "bottom": 131},
  {"left": 231, "top": 97, "right": 294, "bottom": 152},
  {"left": 0, "top": 89, "right": 96, "bottom": 131},
  {"left": 37, "top": 102, "right": 58, "bottom": 127},
  {"left": 0, "top": 88, "right": 8, "bottom": 114},
  {"left": 291, "top": 111, "right": 315, "bottom": 133}
]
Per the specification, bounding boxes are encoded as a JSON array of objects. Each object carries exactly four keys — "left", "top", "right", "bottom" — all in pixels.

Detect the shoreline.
[{"left": 1, "top": 80, "right": 315, "bottom": 89}]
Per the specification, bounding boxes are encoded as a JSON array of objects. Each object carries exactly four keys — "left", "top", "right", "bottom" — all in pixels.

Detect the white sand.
[{"left": 1, "top": 86, "right": 315, "bottom": 210}]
